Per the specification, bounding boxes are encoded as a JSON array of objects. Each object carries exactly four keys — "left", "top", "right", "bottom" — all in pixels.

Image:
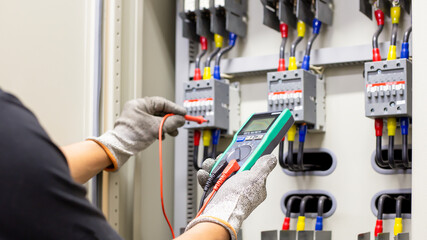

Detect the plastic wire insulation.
[
  {"left": 296, "top": 216, "right": 306, "bottom": 231},
  {"left": 374, "top": 219, "right": 383, "bottom": 237},
  {"left": 390, "top": 24, "right": 398, "bottom": 47},
  {"left": 391, "top": 6, "right": 401, "bottom": 24},
  {"left": 401, "top": 26, "right": 412, "bottom": 59},
  {"left": 400, "top": 117, "right": 410, "bottom": 168},
  {"left": 388, "top": 136, "right": 396, "bottom": 169},
  {"left": 394, "top": 196, "right": 405, "bottom": 235},
  {"left": 296, "top": 124, "right": 307, "bottom": 170},
  {"left": 395, "top": 195, "right": 405, "bottom": 218},
  {"left": 286, "top": 196, "right": 302, "bottom": 218},
  {"left": 372, "top": 24, "right": 384, "bottom": 49},
  {"left": 317, "top": 196, "right": 327, "bottom": 216},
  {"left": 297, "top": 20, "right": 306, "bottom": 37},
  {"left": 214, "top": 33, "right": 224, "bottom": 48},
  {"left": 211, "top": 129, "right": 221, "bottom": 158},
  {"left": 315, "top": 216, "right": 323, "bottom": 231},
  {"left": 205, "top": 47, "right": 221, "bottom": 70},
  {"left": 305, "top": 33, "right": 318, "bottom": 58},
  {"left": 290, "top": 37, "right": 303, "bottom": 57},
  {"left": 375, "top": 136, "right": 389, "bottom": 168},
  {"left": 213, "top": 33, "right": 237, "bottom": 80},
  {"left": 282, "top": 217, "right": 291, "bottom": 231},
  {"left": 377, "top": 194, "right": 392, "bottom": 219},
  {"left": 200, "top": 160, "right": 228, "bottom": 210},
  {"left": 278, "top": 140, "right": 286, "bottom": 168},
  {"left": 287, "top": 141, "right": 295, "bottom": 170},
  {"left": 158, "top": 114, "right": 176, "bottom": 238},
  {"left": 403, "top": 26, "right": 412, "bottom": 43},
  {"left": 196, "top": 160, "right": 240, "bottom": 217},
  {"left": 375, "top": 9, "right": 385, "bottom": 26},
  {"left": 299, "top": 195, "right": 313, "bottom": 216},
  {"left": 195, "top": 49, "right": 207, "bottom": 70},
  {"left": 280, "top": 37, "right": 287, "bottom": 60},
  {"left": 193, "top": 145, "right": 200, "bottom": 170}
]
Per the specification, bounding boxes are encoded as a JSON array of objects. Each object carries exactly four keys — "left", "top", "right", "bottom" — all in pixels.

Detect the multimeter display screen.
[{"left": 241, "top": 116, "right": 276, "bottom": 133}]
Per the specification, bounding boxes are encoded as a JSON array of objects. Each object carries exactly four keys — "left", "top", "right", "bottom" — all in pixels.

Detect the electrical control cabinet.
[
  {"left": 183, "top": 79, "right": 229, "bottom": 130},
  {"left": 268, "top": 70, "right": 317, "bottom": 125},
  {"left": 364, "top": 59, "right": 412, "bottom": 118}
]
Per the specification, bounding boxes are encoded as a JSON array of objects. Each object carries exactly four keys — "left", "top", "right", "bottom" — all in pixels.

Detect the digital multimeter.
[{"left": 210, "top": 109, "right": 294, "bottom": 174}]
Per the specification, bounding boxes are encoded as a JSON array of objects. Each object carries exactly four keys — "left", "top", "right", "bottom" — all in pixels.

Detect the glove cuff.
[
  {"left": 86, "top": 139, "right": 119, "bottom": 171},
  {"left": 87, "top": 130, "right": 133, "bottom": 171},
  {"left": 186, "top": 216, "right": 238, "bottom": 240}
]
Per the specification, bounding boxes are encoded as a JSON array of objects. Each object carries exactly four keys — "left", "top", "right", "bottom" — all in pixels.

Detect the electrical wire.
[
  {"left": 203, "top": 129, "right": 212, "bottom": 160},
  {"left": 278, "top": 138, "right": 287, "bottom": 169},
  {"left": 315, "top": 196, "right": 328, "bottom": 231},
  {"left": 302, "top": 19, "right": 322, "bottom": 71},
  {"left": 296, "top": 124, "right": 307, "bottom": 171},
  {"left": 211, "top": 129, "right": 221, "bottom": 158},
  {"left": 374, "top": 119, "right": 388, "bottom": 168},
  {"left": 286, "top": 125, "right": 297, "bottom": 171},
  {"left": 158, "top": 114, "right": 208, "bottom": 238},
  {"left": 203, "top": 34, "right": 223, "bottom": 80},
  {"left": 401, "top": 26, "right": 412, "bottom": 59},
  {"left": 194, "top": 36, "right": 208, "bottom": 80},
  {"left": 288, "top": 20, "right": 306, "bottom": 71},
  {"left": 394, "top": 196, "right": 405, "bottom": 236},
  {"left": 372, "top": 9, "right": 385, "bottom": 61},
  {"left": 213, "top": 32, "right": 237, "bottom": 80},
  {"left": 375, "top": 194, "right": 392, "bottom": 237},
  {"left": 196, "top": 160, "right": 240, "bottom": 217},
  {"left": 387, "top": 118, "right": 397, "bottom": 169},
  {"left": 297, "top": 195, "right": 313, "bottom": 231},
  {"left": 387, "top": 5, "right": 401, "bottom": 61},
  {"left": 278, "top": 23, "right": 288, "bottom": 72},
  {"left": 282, "top": 196, "right": 301, "bottom": 230},
  {"left": 158, "top": 114, "right": 176, "bottom": 238},
  {"left": 199, "top": 160, "right": 228, "bottom": 210},
  {"left": 400, "top": 117, "right": 410, "bottom": 168},
  {"left": 192, "top": 130, "right": 201, "bottom": 170}
]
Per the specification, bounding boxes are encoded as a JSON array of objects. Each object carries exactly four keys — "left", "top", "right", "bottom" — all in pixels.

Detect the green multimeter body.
[{"left": 210, "top": 109, "right": 295, "bottom": 174}]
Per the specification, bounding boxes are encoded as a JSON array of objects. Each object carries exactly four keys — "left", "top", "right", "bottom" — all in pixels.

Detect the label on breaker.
[
  {"left": 366, "top": 81, "right": 405, "bottom": 93},
  {"left": 268, "top": 90, "right": 302, "bottom": 100},
  {"left": 184, "top": 98, "right": 213, "bottom": 108},
  {"left": 185, "top": 0, "right": 196, "bottom": 12},
  {"left": 199, "top": 0, "right": 210, "bottom": 9}
]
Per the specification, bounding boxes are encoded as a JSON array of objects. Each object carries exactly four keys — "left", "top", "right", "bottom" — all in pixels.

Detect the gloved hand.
[
  {"left": 89, "top": 96, "right": 186, "bottom": 171},
  {"left": 186, "top": 154, "right": 277, "bottom": 240}
]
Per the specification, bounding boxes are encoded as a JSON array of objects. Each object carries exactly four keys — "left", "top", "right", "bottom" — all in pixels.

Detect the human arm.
[
  {"left": 62, "top": 96, "right": 186, "bottom": 184},
  {"left": 61, "top": 141, "right": 111, "bottom": 184}
]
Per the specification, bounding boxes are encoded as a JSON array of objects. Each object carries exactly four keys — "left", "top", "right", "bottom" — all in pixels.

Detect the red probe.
[{"left": 185, "top": 115, "right": 208, "bottom": 124}]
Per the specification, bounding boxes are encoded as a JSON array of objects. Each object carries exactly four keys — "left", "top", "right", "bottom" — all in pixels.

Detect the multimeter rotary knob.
[{"left": 226, "top": 145, "right": 252, "bottom": 162}]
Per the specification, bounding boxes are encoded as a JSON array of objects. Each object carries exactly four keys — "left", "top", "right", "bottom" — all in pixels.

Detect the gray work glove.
[
  {"left": 89, "top": 96, "right": 186, "bottom": 171},
  {"left": 186, "top": 154, "right": 277, "bottom": 240}
]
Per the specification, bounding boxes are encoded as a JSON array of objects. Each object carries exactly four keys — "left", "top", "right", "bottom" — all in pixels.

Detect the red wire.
[
  {"left": 196, "top": 190, "right": 216, "bottom": 218},
  {"left": 159, "top": 114, "right": 176, "bottom": 239}
]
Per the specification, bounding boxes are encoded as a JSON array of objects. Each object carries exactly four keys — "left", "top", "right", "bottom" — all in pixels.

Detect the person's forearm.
[
  {"left": 60, "top": 141, "right": 112, "bottom": 184},
  {"left": 176, "top": 223, "right": 230, "bottom": 240}
]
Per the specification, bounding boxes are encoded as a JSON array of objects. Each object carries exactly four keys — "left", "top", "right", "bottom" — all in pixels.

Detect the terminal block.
[
  {"left": 183, "top": 79, "right": 229, "bottom": 130},
  {"left": 268, "top": 70, "right": 317, "bottom": 126},
  {"left": 364, "top": 59, "right": 412, "bottom": 118}
]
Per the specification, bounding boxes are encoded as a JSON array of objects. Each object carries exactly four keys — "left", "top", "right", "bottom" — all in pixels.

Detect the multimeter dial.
[{"left": 226, "top": 145, "right": 252, "bottom": 162}]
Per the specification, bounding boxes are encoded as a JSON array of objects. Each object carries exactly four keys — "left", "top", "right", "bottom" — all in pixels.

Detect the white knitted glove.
[
  {"left": 187, "top": 154, "right": 277, "bottom": 240},
  {"left": 89, "top": 96, "right": 186, "bottom": 171}
]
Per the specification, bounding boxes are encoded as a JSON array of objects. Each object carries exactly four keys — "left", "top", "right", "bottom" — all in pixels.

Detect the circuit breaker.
[
  {"left": 183, "top": 79, "right": 229, "bottom": 130},
  {"left": 268, "top": 70, "right": 317, "bottom": 125},
  {"left": 364, "top": 59, "right": 412, "bottom": 118}
]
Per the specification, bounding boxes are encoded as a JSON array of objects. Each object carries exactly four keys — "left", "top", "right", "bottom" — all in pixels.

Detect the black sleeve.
[{"left": 0, "top": 89, "right": 123, "bottom": 240}]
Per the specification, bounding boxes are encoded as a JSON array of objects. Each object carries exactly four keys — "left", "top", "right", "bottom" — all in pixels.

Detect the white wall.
[{"left": 0, "top": 0, "right": 94, "bottom": 145}]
